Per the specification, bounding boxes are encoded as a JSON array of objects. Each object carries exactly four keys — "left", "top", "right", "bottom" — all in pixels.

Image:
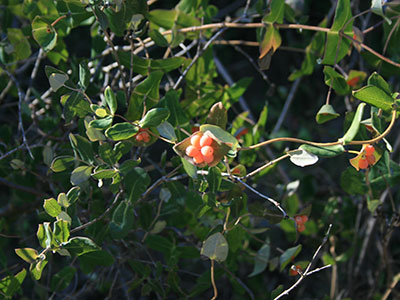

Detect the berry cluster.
[
  {"left": 135, "top": 129, "right": 151, "bottom": 143},
  {"left": 295, "top": 215, "right": 308, "bottom": 233},
  {"left": 185, "top": 134, "right": 215, "bottom": 165},
  {"left": 358, "top": 145, "right": 375, "bottom": 170}
]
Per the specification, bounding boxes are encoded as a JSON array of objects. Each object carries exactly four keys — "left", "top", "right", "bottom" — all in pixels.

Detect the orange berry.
[
  {"left": 297, "top": 223, "right": 306, "bottom": 232},
  {"left": 358, "top": 157, "right": 369, "bottom": 170},
  {"left": 186, "top": 145, "right": 200, "bottom": 157},
  {"left": 193, "top": 154, "right": 204, "bottom": 164},
  {"left": 290, "top": 265, "right": 301, "bottom": 276},
  {"left": 200, "top": 135, "right": 213, "bottom": 147},
  {"left": 203, "top": 154, "right": 214, "bottom": 164},
  {"left": 295, "top": 216, "right": 303, "bottom": 225},
  {"left": 141, "top": 131, "right": 151, "bottom": 143},
  {"left": 365, "top": 145, "right": 375, "bottom": 156},
  {"left": 366, "top": 154, "right": 376, "bottom": 165},
  {"left": 135, "top": 133, "right": 143, "bottom": 141},
  {"left": 301, "top": 215, "right": 308, "bottom": 224},
  {"left": 190, "top": 134, "right": 202, "bottom": 149},
  {"left": 201, "top": 145, "right": 214, "bottom": 157}
]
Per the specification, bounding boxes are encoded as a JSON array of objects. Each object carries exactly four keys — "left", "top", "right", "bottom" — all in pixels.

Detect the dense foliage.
[{"left": 1, "top": 0, "right": 400, "bottom": 299}]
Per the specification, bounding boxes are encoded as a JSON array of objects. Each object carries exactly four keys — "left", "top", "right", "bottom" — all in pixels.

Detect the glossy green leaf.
[
  {"left": 207, "top": 102, "right": 227, "bottom": 129},
  {"left": 15, "top": 248, "right": 38, "bottom": 264},
  {"left": 315, "top": 104, "right": 340, "bottom": 124},
  {"left": 200, "top": 232, "right": 228, "bottom": 262},
  {"left": 139, "top": 108, "right": 170, "bottom": 128},
  {"left": 104, "top": 86, "right": 117, "bottom": 115},
  {"left": 200, "top": 124, "right": 239, "bottom": 149},
  {"left": 341, "top": 103, "right": 366, "bottom": 144},
  {"left": 323, "top": 66, "right": 350, "bottom": 95},
  {"left": 49, "top": 73, "right": 68, "bottom": 92},
  {"left": 37, "top": 223, "right": 53, "bottom": 249},
  {"left": 43, "top": 198, "right": 62, "bottom": 217},
  {"left": 258, "top": 24, "right": 281, "bottom": 70},
  {"left": 249, "top": 244, "right": 270, "bottom": 277},
  {"left": 32, "top": 16, "right": 57, "bottom": 52},
  {"left": 57, "top": 211, "right": 72, "bottom": 225},
  {"left": 30, "top": 258, "right": 48, "bottom": 280},
  {"left": 288, "top": 149, "right": 319, "bottom": 167},
  {"left": 69, "top": 134, "right": 94, "bottom": 163},
  {"left": 63, "top": 237, "right": 100, "bottom": 256},
  {"left": 64, "top": 92, "right": 91, "bottom": 122},
  {"left": 181, "top": 157, "right": 198, "bottom": 179},
  {"left": 148, "top": 29, "right": 169, "bottom": 47},
  {"left": 57, "top": 193, "right": 69, "bottom": 208},
  {"left": 53, "top": 220, "right": 70, "bottom": 244},
  {"left": 50, "top": 156, "right": 75, "bottom": 172},
  {"left": 109, "top": 200, "right": 134, "bottom": 239},
  {"left": 207, "top": 167, "right": 222, "bottom": 194},
  {"left": 50, "top": 266, "right": 76, "bottom": 292},
  {"left": 89, "top": 116, "right": 113, "bottom": 129},
  {"left": 92, "top": 168, "right": 117, "bottom": 180},
  {"left": 70, "top": 166, "right": 93, "bottom": 186},
  {"left": 147, "top": 9, "right": 177, "bottom": 29},
  {"left": 367, "top": 72, "right": 391, "bottom": 94},
  {"left": 125, "top": 167, "right": 150, "bottom": 203},
  {"left": 263, "top": 0, "right": 284, "bottom": 24},
  {"left": 79, "top": 62, "right": 90, "bottom": 90},
  {"left": 67, "top": 186, "right": 80, "bottom": 205},
  {"left": 105, "top": 122, "right": 139, "bottom": 141},
  {"left": 7, "top": 28, "right": 31, "bottom": 61},
  {"left": 160, "top": 89, "right": 187, "bottom": 126},
  {"left": 78, "top": 250, "right": 115, "bottom": 274},
  {"left": 0, "top": 268, "right": 26, "bottom": 298},
  {"left": 156, "top": 121, "right": 177, "bottom": 142},
  {"left": 280, "top": 245, "right": 302, "bottom": 271},
  {"left": 299, "top": 144, "right": 345, "bottom": 158}
]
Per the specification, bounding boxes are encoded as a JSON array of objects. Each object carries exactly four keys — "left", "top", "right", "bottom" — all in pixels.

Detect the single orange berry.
[
  {"left": 297, "top": 223, "right": 306, "bottom": 232},
  {"left": 201, "top": 145, "right": 214, "bottom": 157},
  {"left": 193, "top": 154, "right": 204, "bottom": 164},
  {"left": 295, "top": 216, "right": 303, "bottom": 225},
  {"left": 365, "top": 145, "right": 375, "bottom": 156},
  {"left": 203, "top": 154, "right": 214, "bottom": 164},
  {"left": 135, "top": 133, "right": 144, "bottom": 141},
  {"left": 186, "top": 145, "right": 200, "bottom": 157},
  {"left": 301, "top": 215, "right": 308, "bottom": 224},
  {"left": 200, "top": 135, "right": 213, "bottom": 147},
  {"left": 358, "top": 157, "right": 369, "bottom": 169},
  {"left": 190, "top": 134, "right": 202, "bottom": 149},
  {"left": 366, "top": 154, "right": 376, "bottom": 165}
]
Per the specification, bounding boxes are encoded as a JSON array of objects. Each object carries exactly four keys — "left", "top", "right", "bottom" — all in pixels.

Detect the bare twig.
[
  {"left": 243, "top": 154, "right": 290, "bottom": 179},
  {"left": 210, "top": 260, "right": 218, "bottom": 300}
]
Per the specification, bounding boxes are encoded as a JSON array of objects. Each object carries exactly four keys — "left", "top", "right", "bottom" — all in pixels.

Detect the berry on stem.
[
  {"left": 200, "top": 135, "right": 213, "bottom": 147},
  {"left": 190, "top": 134, "right": 201, "bottom": 149},
  {"left": 193, "top": 154, "right": 204, "bottom": 164},
  {"left": 186, "top": 145, "right": 200, "bottom": 157},
  {"left": 201, "top": 145, "right": 214, "bottom": 157},
  {"left": 366, "top": 155, "right": 376, "bottom": 165},
  {"left": 365, "top": 145, "right": 375, "bottom": 156},
  {"left": 203, "top": 154, "right": 214, "bottom": 164},
  {"left": 358, "top": 157, "right": 369, "bottom": 169}
]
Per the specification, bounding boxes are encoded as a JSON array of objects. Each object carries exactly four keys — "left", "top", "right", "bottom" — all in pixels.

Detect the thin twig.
[
  {"left": 210, "top": 260, "right": 218, "bottom": 300},
  {"left": 243, "top": 153, "right": 290, "bottom": 179},
  {"left": 273, "top": 224, "right": 333, "bottom": 300}
]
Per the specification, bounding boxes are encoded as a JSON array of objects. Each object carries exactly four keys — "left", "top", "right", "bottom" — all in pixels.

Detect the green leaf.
[
  {"left": 53, "top": 220, "right": 70, "bottom": 244},
  {"left": 37, "top": 223, "right": 54, "bottom": 249},
  {"left": 7, "top": 28, "right": 31, "bottom": 61},
  {"left": 67, "top": 186, "right": 80, "bottom": 205},
  {"left": 315, "top": 104, "right": 340, "bottom": 124},
  {"left": 145, "top": 235, "right": 173, "bottom": 255},
  {"left": 70, "top": 166, "right": 93, "bottom": 186},
  {"left": 32, "top": 16, "right": 57, "bottom": 52},
  {"left": 69, "top": 134, "right": 94, "bottom": 163},
  {"left": 151, "top": 57, "right": 185, "bottom": 73},
  {"left": 181, "top": 157, "right": 197, "bottom": 179},
  {"left": 258, "top": 24, "right": 281, "bottom": 70},
  {"left": 48, "top": 73, "right": 68, "bottom": 92},
  {"left": 50, "top": 266, "right": 76, "bottom": 292},
  {"left": 105, "top": 122, "right": 139, "bottom": 141},
  {"left": 156, "top": 121, "right": 177, "bottom": 142},
  {"left": 0, "top": 268, "right": 26, "bottom": 298},
  {"left": 124, "top": 168, "right": 150, "bottom": 203},
  {"left": 371, "top": 0, "right": 392, "bottom": 25},
  {"left": 206, "top": 102, "right": 227, "bottom": 129},
  {"left": 64, "top": 92, "right": 91, "bottom": 122},
  {"left": 341, "top": 167, "right": 367, "bottom": 195},
  {"left": 367, "top": 72, "right": 391, "bottom": 94},
  {"left": 15, "top": 248, "right": 38, "bottom": 264},
  {"left": 199, "top": 124, "right": 239, "bottom": 149},
  {"left": 147, "top": 9, "right": 177, "bottom": 29},
  {"left": 249, "top": 244, "right": 270, "bottom": 277},
  {"left": 92, "top": 169, "right": 117, "bottom": 180},
  {"left": 159, "top": 89, "right": 187, "bottom": 126},
  {"left": 78, "top": 250, "right": 115, "bottom": 274},
  {"left": 200, "top": 232, "right": 229, "bottom": 262},
  {"left": 352, "top": 86, "right": 394, "bottom": 113},
  {"left": 207, "top": 167, "right": 222, "bottom": 194},
  {"left": 43, "top": 198, "right": 62, "bottom": 217},
  {"left": 104, "top": 86, "right": 118, "bottom": 115},
  {"left": 263, "top": 0, "right": 284, "bottom": 24},
  {"left": 323, "top": 66, "right": 350, "bottom": 95},
  {"left": 148, "top": 29, "right": 169, "bottom": 47},
  {"left": 30, "top": 258, "right": 48, "bottom": 280},
  {"left": 109, "top": 200, "right": 134, "bottom": 239},
  {"left": 299, "top": 144, "right": 345, "bottom": 158},
  {"left": 139, "top": 108, "right": 170, "bottom": 128},
  {"left": 341, "top": 103, "right": 366, "bottom": 144},
  {"left": 280, "top": 245, "right": 302, "bottom": 271},
  {"left": 367, "top": 198, "right": 380, "bottom": 213},
  {"left": 79, "top": 62, "right": 90, "bottom": 90},
  {"left": 288, "top": 149, "right": 319, "bottom": 167},
  {"left": 50, "top": 156, "right": 75, "bottom": 172},
  {"left": 63, "top": 237, "right": 100, "bottom": 256},
  {"left": 89, "top": 116, "right": 113, "bottom": 129},
  {"left": 57, "top": 211, "right": 72, "bottom": 225}
]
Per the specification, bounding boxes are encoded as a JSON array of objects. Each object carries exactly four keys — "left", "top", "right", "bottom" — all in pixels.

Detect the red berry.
[
  {"left": 190, "top": 134, "right": 201, "bottom": 149},
  {"left": 193, "top": 154, "right": 204, "bottom": 164},
  {"left": 203, "top": 154, "right": 214, "bottom": 164},
  {"left": 358, "top": 157, "right": 369, "bottom": 169},
  {"left": 200, "top": 135, "right": 213, "bottom": 147},
  {"left": 135, "top": 133, "right": 143, "bottom": 141},
  {"left": 186, "top": 145, "right": 200, "bottom": 157},
  {"left": 295, "top": 216, "right": 303, "bottom": 225},
  {"left": 365, "top": 145, "right": 375, "bottom": 156},
  {"left": 301, "top": 215, "right": 308, "bottom": 224},
  {"left": 366, "top": 154, "right": 376, "bottom": 165},
  {"left": 201, "top": 145, "right": 214, "bottom": 157},
  {"left": 141, "top": 131, "right": 151, "bottom": 143},
  {"left": 297, "top": 223, "right": 306, "bottom": 232}
]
